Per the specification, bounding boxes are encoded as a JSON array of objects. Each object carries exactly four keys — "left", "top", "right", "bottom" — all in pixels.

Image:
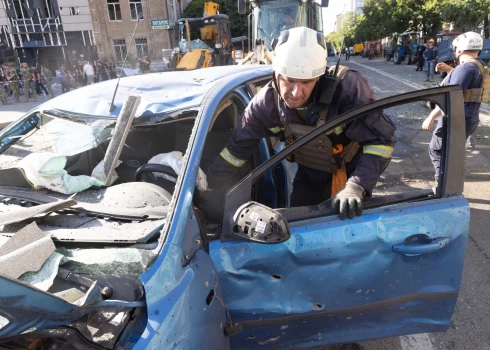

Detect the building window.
[
  {"left": 107, "top": 0, "right": 122, "bottom": 21},
  {"left": 129, "top": 0, "right": 144, "bottom": 20},
  {"left": 114, "top": 39, "right": 127, "bottom": 62},
  {"left": 135, "top": 38, "right": 148, "bottom": 57},
  {"left": 69, "top": 7, "right": 80, "bottom": 15}
]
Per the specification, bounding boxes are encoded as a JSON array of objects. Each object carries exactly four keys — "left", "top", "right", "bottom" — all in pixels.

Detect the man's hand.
[
  {"left": 331, "top": 182, "right": 364, "bottom": 220},
  {"left": 435, "top": 62, "right": 452, "bottom": 73},
  {"left": 422, "top": 116, "right": 435, "bottom": 130}
]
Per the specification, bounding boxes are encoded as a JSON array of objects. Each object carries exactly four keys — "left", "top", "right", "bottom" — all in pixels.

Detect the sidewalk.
[{"left": 0, "top": 85, "right": 62, "bottom": 129}]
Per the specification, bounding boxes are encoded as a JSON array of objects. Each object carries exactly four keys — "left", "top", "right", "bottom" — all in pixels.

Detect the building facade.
[
  {"left": 0, "top": 0, "right": 96, "bottom": 72},
  {"left": 89, "top": 0, "right": 190, "bottom": 65}
]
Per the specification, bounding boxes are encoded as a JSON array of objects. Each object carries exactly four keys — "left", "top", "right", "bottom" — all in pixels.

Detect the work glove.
[{"left": 331, "top": 182, "right": 365, "bottom": 220}]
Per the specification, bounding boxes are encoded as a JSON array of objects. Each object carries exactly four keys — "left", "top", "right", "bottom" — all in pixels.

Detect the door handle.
[{"left": 392, "top": 237, "right": 449, "bottom": 255}]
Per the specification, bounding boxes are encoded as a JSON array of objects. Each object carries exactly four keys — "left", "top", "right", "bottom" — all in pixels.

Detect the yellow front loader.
[{"left": 169, "top": 2, "right": 236, "bottom": 71}]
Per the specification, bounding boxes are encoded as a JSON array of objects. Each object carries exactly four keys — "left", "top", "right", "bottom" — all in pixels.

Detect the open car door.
[{"left": 210, "top": 86, "right": 469, "bottom": 348}]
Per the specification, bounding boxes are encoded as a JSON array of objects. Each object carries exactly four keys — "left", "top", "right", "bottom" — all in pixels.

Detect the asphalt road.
[{"left": 316, "top": 55, "right": 490, "bottom": 350}]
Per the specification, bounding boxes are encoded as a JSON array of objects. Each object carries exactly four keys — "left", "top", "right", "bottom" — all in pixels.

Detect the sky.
[{"left": 322, "top": 0, "right": 348, "bottom": 35}]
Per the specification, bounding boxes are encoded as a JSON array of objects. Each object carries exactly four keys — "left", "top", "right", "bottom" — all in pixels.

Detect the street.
[{"left": 317, "top": 55, "right": 490, "bottom": 350}]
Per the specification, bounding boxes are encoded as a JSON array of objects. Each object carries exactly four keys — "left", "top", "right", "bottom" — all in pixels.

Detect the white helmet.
[
  {"left": 453, "top": 32, "right": 483, "bottom": 51},
  {"left": 273, "top": 27, "right": 327, "bottom": 79}
]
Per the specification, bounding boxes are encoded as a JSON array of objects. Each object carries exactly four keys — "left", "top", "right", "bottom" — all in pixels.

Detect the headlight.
[
  {"left": 235, "top": 50, "right": 243, "bottom": 59},
  {"left": 215, "top": 43, "right": 222, "bottom": 49}
]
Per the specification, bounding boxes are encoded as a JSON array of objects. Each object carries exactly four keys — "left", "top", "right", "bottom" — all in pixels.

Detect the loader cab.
[
  {"left": 169, "top": 14, "right": 234, "bottom": 70},
  {"left": 250, "top": 0, "right": 326, "bottom": 51}
]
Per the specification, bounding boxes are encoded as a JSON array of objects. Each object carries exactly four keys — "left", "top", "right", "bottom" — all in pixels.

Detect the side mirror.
[
  {"left": 238, "top": 0, "right": 246, "bottom": 15},
  {"left": 232, "top": 202, "right": 291, "bottom": 244}
]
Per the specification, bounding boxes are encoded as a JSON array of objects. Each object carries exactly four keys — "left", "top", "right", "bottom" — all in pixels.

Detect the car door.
[{"left": 210, "top": 86, "right": 469, "bottom": 349}]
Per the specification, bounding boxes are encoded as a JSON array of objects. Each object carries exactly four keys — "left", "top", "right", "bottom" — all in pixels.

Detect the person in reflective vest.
[
  {"left": 206, "top": 27, "right": 396, "bottom": 220},
  {"left": 422, "top": 31, "right": 489, "bottom": 180}
]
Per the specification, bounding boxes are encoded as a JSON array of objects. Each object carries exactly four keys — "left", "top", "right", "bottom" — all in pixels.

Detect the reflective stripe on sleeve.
[
  {"left": 220, "top": 148, "right": 247, "bottom": 167},
  {"left": 363, "top": 145, "right": 394, "bottom": 158},
  {"left": 268, "top": 126, "right": 285, "bottom": 134},
  {"left": 326, "top": 124, "right": 345, "bottom": 136}
]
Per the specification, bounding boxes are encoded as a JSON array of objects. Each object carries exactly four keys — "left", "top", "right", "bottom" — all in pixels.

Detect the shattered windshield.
[
  {"left": 178, "top": 21, "right": 220, "bottom": 53},
  {"left": 0, "top": 110, "right": 201, "bottom": 344}
]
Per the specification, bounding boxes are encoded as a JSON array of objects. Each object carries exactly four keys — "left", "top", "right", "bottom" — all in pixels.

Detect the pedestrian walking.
[
  {"left": 415, "top": 43, "right": 426, "bottom": 71},
  {"left": 56, "top": 65, "right": 71, "bottom": 93},
  {"left": 41, "top": 65, "right": 55, "bottom": 98},
  {"left": 21, "top": 63, "right": 36, "bottom": 102},
  {"left": 35, "top": 65, "right": 49, "bottom": 96},
  {"left": 423, "top": 39, "right": 438, "bottom": 82},
  {"left": 7, "top": 68, "right": 20, "bottom": 102},
  {"left": 0, "top": 74, "right": 9, "bottom": 105},
  {"left": 138, "top": 55, "right": 150, "bottom": 74},
  {"left": 83, "top": 61, "right": 95, "bottom": 85},
  {"left": 109, "top": 60, "right": 117, "bottom": 79},
  {"left": 100, "top": 61, "right": 110, "bottom": 81},
  {"left": 422, "top": 32, "right": 489, "bottom": 183}
]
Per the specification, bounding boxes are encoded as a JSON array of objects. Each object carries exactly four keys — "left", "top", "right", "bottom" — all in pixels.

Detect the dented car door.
[{"left": 211, "top": 86, "right": 469, "bottom": 349}]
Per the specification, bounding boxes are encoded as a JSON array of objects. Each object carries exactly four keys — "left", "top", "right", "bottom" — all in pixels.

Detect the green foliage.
[
  {"left": 437, "top": 0, "right": 490, "bottom": 36},
  {"left": 182, "top": 0, "right": 249, "bottom": 37},
  {"left": 325, "top": 11, "right": 359, "bottom": 48},
  {"left": 355, "top": 0, "right": 490, "bottom": 41}
]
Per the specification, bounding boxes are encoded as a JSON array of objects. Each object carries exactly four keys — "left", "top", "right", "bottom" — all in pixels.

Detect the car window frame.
[{"left": 219, "top": 85, "right": 466, "bottom": 241}]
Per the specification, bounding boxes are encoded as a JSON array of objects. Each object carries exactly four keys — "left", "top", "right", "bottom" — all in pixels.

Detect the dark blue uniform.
[
  {"left": 429, "top": 59, "right": 484, "bottom": 177},
  {"left": 208, "top": 69, "right": 397, "bottom": 206}
]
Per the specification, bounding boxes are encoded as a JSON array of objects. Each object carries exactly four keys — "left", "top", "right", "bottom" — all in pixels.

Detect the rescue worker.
[
  {"left": 422, "top": 31, "right": 488, "bottom": 181},
  {"left": 21, "top": 63, "right": 36, "bottom": 102},
  {"left": 203, "top": 27, "right": 396, "bottom": 220},
  {"left": 41, "top": 65, "right": 55, "bottom": 98},
  {"left": 7, "top": 68, "right": 20, "bottom": 103},
  {"left": 0, "top": 74, "right": 9, "bottom": 105}
]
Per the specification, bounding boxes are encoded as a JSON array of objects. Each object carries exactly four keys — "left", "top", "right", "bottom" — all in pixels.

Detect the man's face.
[
  {"left": 277, "top": 74, "right": 318, "bottom": 109},
  {"left": 284, "top": 14, "right": 294, "bottom": 25}
]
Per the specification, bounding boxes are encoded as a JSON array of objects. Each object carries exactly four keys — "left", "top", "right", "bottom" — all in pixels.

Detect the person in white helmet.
[
  {"left": 422, "top": 31, "right": 488, "bottom": 180},
  {"left": 202, "top": 27, "right": 396, "bottom": 221}
]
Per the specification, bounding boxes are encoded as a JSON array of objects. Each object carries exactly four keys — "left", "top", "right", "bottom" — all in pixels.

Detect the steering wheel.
[{"left": 135, "top": 164, "right": 178, "bottom": 193}]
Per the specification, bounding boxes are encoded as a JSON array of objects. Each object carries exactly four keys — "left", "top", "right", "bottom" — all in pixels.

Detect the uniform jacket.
[{"left": 208, "top": 69, "right": 396, "bottom": 195}]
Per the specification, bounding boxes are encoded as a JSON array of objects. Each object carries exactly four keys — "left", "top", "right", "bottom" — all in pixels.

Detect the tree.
[
  {"left": 183, "top": 0, "right": 249, "bottom": 37},
  {"left": 357, "top": 0, "right": 442, "bottom": 41},
  {"left": 435, "top": 0, "right": 490, "bottom": 38},
  {"left": 325, "top": 31, "right": 344, "bottom": 52}
]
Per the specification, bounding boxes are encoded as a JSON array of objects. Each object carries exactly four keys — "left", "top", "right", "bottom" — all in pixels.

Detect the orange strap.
[{"left": 331, "top": 144, "right": 348, "bottom": 197}]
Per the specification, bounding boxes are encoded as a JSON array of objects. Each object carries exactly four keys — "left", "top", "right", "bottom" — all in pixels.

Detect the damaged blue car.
[{"left": 0, "top": 65, "right": 469, "bottom": 349}]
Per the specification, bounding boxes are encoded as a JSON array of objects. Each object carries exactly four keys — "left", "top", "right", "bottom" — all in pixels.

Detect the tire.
[
  {"left": 393, "top": 49, "right": 402, "bottom": 65},
  {"left": 405, "top": 54, "right": 412, "bottom": 65}
]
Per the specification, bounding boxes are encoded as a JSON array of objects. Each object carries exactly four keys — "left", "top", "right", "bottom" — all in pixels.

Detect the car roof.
[{"left": 37, "top": 65, "right": 271, "bottom": 124}]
